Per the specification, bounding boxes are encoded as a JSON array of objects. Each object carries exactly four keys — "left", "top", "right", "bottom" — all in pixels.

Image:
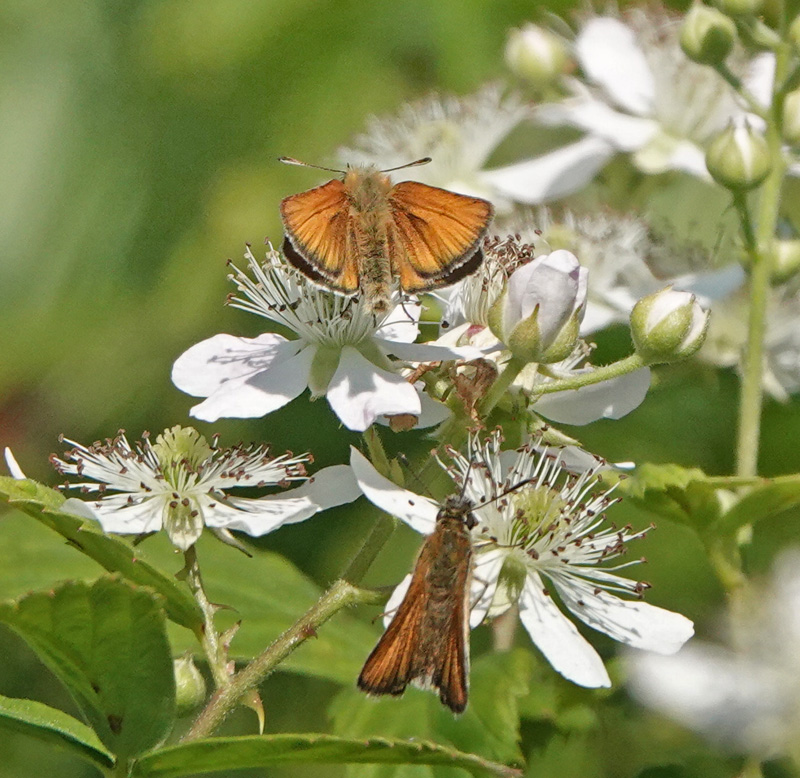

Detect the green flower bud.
[
  {"left": 790, "top": 15, "right": 800, "bottom": 53},
  {"left": 771, "top": 239, "right": 800, "bottom": 284},
  {"left": 713, "top": 0, "right": 763, "bottom": 17},
  {"left": 782, "top": 88, "right": 800, "bottom": 146},
  {"left": 174, "top": 655, "right": 206, "bottom": 715},
  {"left": 706, "top": 120, "right": 771, "bottom": 190},
  {"left": 505, "top": 24, "right": 568, "bottom": 86},
  {"left": 680, "top": 5, "right": 736, "bottom": 65},
  {"left": 630, "top": 287, "right": 710, "bottom": 364}
]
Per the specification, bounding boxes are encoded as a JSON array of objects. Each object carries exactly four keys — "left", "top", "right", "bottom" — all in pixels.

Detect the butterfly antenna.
[
  {"left": 278, "top": 157, "right": 345, "bottom": 174},
  {"left": 380, "top": 157, "right": 432, "bottom": 174}
]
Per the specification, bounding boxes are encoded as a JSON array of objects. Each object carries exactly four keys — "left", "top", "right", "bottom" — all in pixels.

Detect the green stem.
[
  {"left": 735, "top": 45, "right": 791, "bottom": 478},
  {"left": 183, "top": 546, "right": 229, "bottom": 690},
  {"left": 182, "top": 579, "right": 382, "bottom": 741},
  {"left": 532, "top": 353, "right": 647, "bottom": 396},
  {"left": 479, "top": 356, "right": 527, "bottom": 415}
]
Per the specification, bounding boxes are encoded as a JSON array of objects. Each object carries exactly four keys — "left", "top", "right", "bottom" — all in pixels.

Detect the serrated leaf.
[
  {"left": 0, "top": 576, "right": 176, "bottom": 759},
  {"left": 0, "top": 693, "right": 114, "bottom": 770},
  {"left": 0, "top": 475, "right": 202, "bottom": 631},
  {"left": 328, "top": 651, "right": 530, "bottom": 777},
  {"left": 619, "top": 464, "right": 720, "bottom": 528},
  {"left": 712, "top": 476, "right": 800, "bottom": 536},
  {"left": 131, "top": 734, "right": 522, "bottom": 778}
]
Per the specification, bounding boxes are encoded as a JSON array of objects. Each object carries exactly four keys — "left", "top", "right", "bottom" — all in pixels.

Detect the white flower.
[
  {"left": 51, "top": 426, "right": 360, "bottom": 550},
  {"left": 484, "top": 9, "right": 762, "bottom": 203},
  {"left": 172, "top": 247, "right": 478, "bottom": 432},
  {"left": 350, "top": 433, "right": 694, "bottom": 688},
  {"left": 338, "top": 85, "right": 529, "bottom": 210},
  {"left": 628, "top": 550, "right": 800, "bottom": 756}
]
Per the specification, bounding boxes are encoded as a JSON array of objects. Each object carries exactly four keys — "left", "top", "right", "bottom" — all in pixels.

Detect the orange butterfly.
[{"left": 279, "top": 158, "right": 494, "bottom": 314}]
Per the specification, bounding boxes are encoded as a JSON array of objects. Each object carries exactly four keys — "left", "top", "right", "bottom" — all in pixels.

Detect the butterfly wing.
[
  {"left": 280, "top": 179, "right": 359, "bottom": 293},
  {"left": 387, "top": 181, "right": 493, "bottom": 293}
]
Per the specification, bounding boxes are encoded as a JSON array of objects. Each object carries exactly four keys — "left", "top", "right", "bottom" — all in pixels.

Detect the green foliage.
[{"left": 0, "top": 576, "right": 176, "bottom": 760}]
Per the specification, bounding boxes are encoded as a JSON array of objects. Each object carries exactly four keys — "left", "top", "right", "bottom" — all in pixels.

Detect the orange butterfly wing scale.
[
  {"left": 387, "top": 181, "right": 494, "bottom": 293},
  {"left": 280, "top": 179, "right": 359, "bottom": 293}
]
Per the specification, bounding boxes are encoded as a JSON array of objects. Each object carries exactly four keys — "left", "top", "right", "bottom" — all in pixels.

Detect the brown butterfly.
[
  {"left": 357, "top": 495, "right": 476, "bottom": 714},
  {"left": 279, "top": 158, "right": 494, "bottom": 315}
]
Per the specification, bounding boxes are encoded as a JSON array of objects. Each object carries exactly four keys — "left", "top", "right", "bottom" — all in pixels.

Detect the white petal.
[
  {"left": 671, "top": 264, "right": 745, "bottom": 305},
  {"left": 326, "top": 346, "right": 421, "bottom": 431},
  {"left": 172, "top": 333, "right": 297, "bottom": 396},
  {"left": 61, "top": 497, "right": 107, "bottom": 521},
  {"left": 381, "top": 339, "right": 483, "bottom": 363},
  {"left": 189, "top": 344, "right": 313, "bottom": 422},
  {"left": 575, "top": 17, "right": 655, "bottom": 116},
  {"left": 534, "top": 367, "right": 651, "bottom": 425},
  {"left": 518, "top": 574, "right": 611, "bottom": 687},
  {"left": 376, "top": 387, "right": 452, "bottom": 430},
  {"left": 293, "top": 464, "right": 362, "bottom": 510},
  {"left": 383, "top": 574, "right": 412, "bottom": 627},
  {"left": 89, "top": 499, "right": 165, "bottom": 535},
  {"left": 659, "top": 138, "right": 710, "bottom": 178},
  {"left": 349, "top": 446, "right": 438, "bottom": 535},
  {"left": 483, "top": 136, "right": 615, "bottom": 204},
  {"left": 555, "top": 580, "right": 694, "bottom": 653},
  {"left": 375, "top": 303, "right": 421, "bottom": 343},
  {"left": 4, "top": 448, "right": 26, "bottom": 479},
  {"left": 470, "top": 547, "right": 507, "bottom": 628},
  {"left": 744, "top": 52, "right": 775, "bottom": 110}
]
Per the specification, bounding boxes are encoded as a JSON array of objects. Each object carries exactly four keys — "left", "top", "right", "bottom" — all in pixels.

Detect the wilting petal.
[
  {"left": 535, "top": 367, "right": 651, "bottom": 425},
  {"left": 188, "top": 345, "right": 313, "bottom": 422},
  {"left": 575, "top": 17, "right": 655, "bottom": 116},
  {"left": 350, "top": 447, "right": 439, "bottom": 534},
  {"left": 483, "top": 136, "right": 615, "bottom": 204},
  {"left": 172, "top": 333, "right": 298, "bottom": 396},
  {"left": 518, "top": 574, "right": 611, "bottom": 687},
  {"left": 327, "top": 346, "right": 421, "bottom": 431}
]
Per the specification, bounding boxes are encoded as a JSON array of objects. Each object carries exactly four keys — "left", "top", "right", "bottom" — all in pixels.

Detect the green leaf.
[
  {"left": 0, "top": 475, "right": 203, "bottom": 631},
  {"left": 0, "top": 576, "right": 176, "bottom": 759},
  {"left": 712, "top": 476, "right": 800, "bottom": 535},
  {"left": 328, "top": 650, "right": 530, "bottom": 777},
  {"left": 619, "top": 464, "right": 721, "bottom": 529},
  {"left": 156, "top": 534, "right": 377, "bottom": 684},
  {"left": 0, "top": 693, "right": 114, "bottom": 770},
  {"left": 131, "top": 734, "right": 522, "bottom": 778}
]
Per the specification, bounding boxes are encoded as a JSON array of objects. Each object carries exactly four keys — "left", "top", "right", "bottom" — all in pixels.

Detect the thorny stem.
[
  {"left": 183, "top": 545, "right": 229, "bottom": 690},
  {"left": 479, "top": 356, "right": 527, "bottom": 416},
  {"left": 532, "top": 353, "right": 647, "bottom": 396}
]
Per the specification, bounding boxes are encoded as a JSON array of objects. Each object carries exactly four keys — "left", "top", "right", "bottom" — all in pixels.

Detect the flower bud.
[
  {"left": 174, "top": 655, "right": 206, "bottom": 715},
  {"left": 680, "top": 5, "right": 736, "bottom": 65},
  {"left": 782, "top": 88, "right": 800, "bottom": 146},
  {"left": 630, "top": 287, "right": 709, "bottom": 363},
  {"left": 505, "top": 24, "right": 568, "bottom": 86},
  {"left": 771, "top": 238, "right": 800, "bottom": 284},
  {"left": 713, "top": 0, "right": 763, "bottom": 17},
  {"left": 488, "top": 250, "right": 587, "bottom": 364},
  {"left": 790, "top": 15, "right": 800, "bottom": 53},
  {"left": 706, "top": 120, "right": 771, "bottom": 190}
]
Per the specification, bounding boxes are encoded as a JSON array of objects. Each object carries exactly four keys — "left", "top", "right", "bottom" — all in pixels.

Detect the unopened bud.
[
  {"left": 706, "top": 120, "right": 771, "bottom": 190},
  {"left": 505, "top": 24, "right": 568, "bottom": 86},
  {"left": 174, "top": 655, "right": 206, "bottom": 715},
  {"left": 771, "top": 239, "right": 800, "bottom": 284},
  {"left": 680, "top": 5, "right": 736, "bottom": 65},
  {"left": 790, "top": 15, "right": 800, "bottom": 53},
  {"left": 713, "top": 0, "right": 763, "bottom": 16},
  {"left": 630, "top": 287, "right": 709, "bottom": 363},
  {"left": 783, "top": 88, "right": 800, "bottom": 146}
]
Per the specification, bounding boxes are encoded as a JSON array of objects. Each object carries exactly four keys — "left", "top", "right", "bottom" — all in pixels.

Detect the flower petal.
[
  {"left": 470, "top": 547, "right": 507, "bottom": 628},
  {"left": 189, "top": 343, "right": 313, "bottom": 422},
  {"left": 554, "top": 577, "right": 694, "bottom": 654},
  {"left": 518, "top": 574, "right": 611, "bottom": 687},
  {"left": 4, "top": 448, "right": 25, "bottom": 479},
  {"left": 326, "top": 346, "right": 421, "bottom": 431},
  {"left": 350, "top": 446, "right": 439, "bottom": 535},
  {"left": 534, "top": 367, "right": 651, "bottom": 425},
  {"left": 381, "top": 339, "right": 483, "bottom": 363},
  {"left": 575, "top": 17, "right": 655, "bottom": 116},
  {"left": 172, "top": 333, "right": 297, "bottom": 396},
  {"left": 375, "top": 303, "right": 421, "bottom": 343},
  {"left": 483, "top": 136, "right": 615, "bottom": 204},
  {"left": 87, "top": 498, "right": 165, "bottom": 535},
  {"left": 383, "top": 574, "right": 412, "bottom": 627}
]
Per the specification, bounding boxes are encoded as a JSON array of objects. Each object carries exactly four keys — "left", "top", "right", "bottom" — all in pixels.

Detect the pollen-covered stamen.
[{"left": 227, "top": 247, "right": 388, "bottom": 347}]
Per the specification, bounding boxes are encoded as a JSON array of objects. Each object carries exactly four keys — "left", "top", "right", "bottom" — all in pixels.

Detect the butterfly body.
[
  {"left": 280, "top": 162, "right": 493, "bottom": 315},
  {"left": 357, "top": 495, "right": 476, "bottom": 713}
]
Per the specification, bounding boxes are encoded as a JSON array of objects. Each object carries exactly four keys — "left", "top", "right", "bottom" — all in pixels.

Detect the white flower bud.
[
  {"left": 706, "top": 120, "right": 771, "bottom": 190},
  {"left": 771, "top": 239, "right": 800, "bottom": 284},
  {"left": 505, "top": 24, "right": 568, "bottom": 86},
  {"left": 782, "top": 88, "right": 800, "bottom": 146},
  {"left": 174, "top": 655, "right": 206, "bottom": 715},
  {"left": 680, "top": 5, "right": 736, "bottom": 65},
  {"left": 488, "top": 250, "right": 587, "bottom": 364},
  {"left": 630, "top": 287, "right": 710, "bottom": 363}
]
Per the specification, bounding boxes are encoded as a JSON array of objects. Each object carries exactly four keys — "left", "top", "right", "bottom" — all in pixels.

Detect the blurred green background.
[{"left": 3, "top": 0, "right": 800, "bottom": 776}]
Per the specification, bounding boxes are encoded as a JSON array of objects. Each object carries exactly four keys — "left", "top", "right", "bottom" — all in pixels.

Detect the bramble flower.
[
  {"left": 172, "top": 247, "right": 478, "bottom": 432},
  {"left": 338, "top": 85, "right": 529, "bottom": 209},
  {"left": 628, "top": 550, "right": 800, "bottom": 757},
  {"left": 351, "top": 433, "right": 694, "bottom": 688},
  {"left": 50, "top": 426, "right": 360, "bottom": 550},
  {"left": 485, "top": 8, "right": 765, "bottom": 203}
]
